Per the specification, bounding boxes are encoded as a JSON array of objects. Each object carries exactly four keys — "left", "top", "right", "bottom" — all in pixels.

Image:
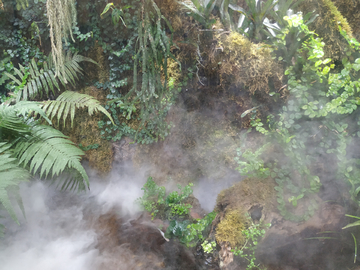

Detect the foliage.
[
  {"left": 78, "top": 143, "right": 99, "bottom": 151},
  {"left": 201, "top": 240, "right": 216, "bottom": 253},
  {"left": 342, "top": 214, "right": 360, "bottom": 264},
  {"left": 0, "top": 23, "right": 46, "bottom": 101},
  {"left": 15, "top": 0, "right": 29, "bottom": 10},
  {"left": 136, "top": 176, "right": 166, "bottom": 219},
  {"left": 42, "top": 90, "right": 114, "bottom": 127},
  {"left": 5, "top": 52, "right": 97, "bottom": 102},
  {"left": 0, "top": 142, "right": 29, "bottom": 225},
  {"left": 342, "top": 214, "right": 360, "bottom": 230},
  {"left": 235, "top": 137, "right": 271, "bottom": 179},
  {"left": 166, "top": 183, "right": 194, "bottom": 216},
  {"left": 0, "top": 100, "right": 90, "bottom": 229},
  {"left": 183, "top": 211, "right": 217, "bottom": 247},
  {"left": 166, "top": 211, "right": 217, "bottom": 247},
  {"left": 228, "top": 0, "right": 278, "bottom": 41},
  {"left": 179, "top": 0, "right": 217, "bottom": 28},
  {"left": 100, "top": 3, "right": 129, "bottom": 27},
  {"left": 232, "top": 215, "right": 271, "bottom": 270},
  {"left": 265, "top": 11, "right": 319, "bottom": 67},
  {"left": 235, "top": 13, "right": 360, "bottom": 223},
  {"left": 107, "top": 0, "right": 179, "bottom": 142},
  {"left": 136, "top": 176, "right": 194, "bottom": 219},
  {"left": 136, "top": 177, "right": 216, "bottom": 247}
]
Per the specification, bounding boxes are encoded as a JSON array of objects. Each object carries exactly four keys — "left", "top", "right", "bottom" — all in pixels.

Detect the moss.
[
  {"left": 297, "top": 0, "right": 353, "bottom": 62},
  {"left": 218, "top": 32, "right": 283, "bottom": 95},
  {"left": 322, "top": 0, "right": 353, "bottom": 39},
  {"left": 58, "top": 86, "right": 114, "bottom": 174},
  {"left": 215, "top": 177, "right": 277, "bottom": 213},
  {"left": 83, "top": 42, "right": 109, "bottom": 84},
  {"left": 331, "top": 0, "right": 360, "bottom": 40},
  {"left": 215, "top": 209, "right": 247, "bottom": 247}
]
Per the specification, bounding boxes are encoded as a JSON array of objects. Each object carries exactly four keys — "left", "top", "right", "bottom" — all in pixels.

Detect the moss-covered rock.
[
  {"left": 215, "top": 209, "right": 247, "bottom": 247},
  {"left": 218, "top": 32, "right": 283, "bottom": 95},
  {"left": 298, "top": 0, "right": 354, "bottom": 63}
]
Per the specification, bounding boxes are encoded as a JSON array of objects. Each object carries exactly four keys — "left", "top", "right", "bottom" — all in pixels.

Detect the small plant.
[
  {"left": 136, "top": 177, "right": 194, "bottom": 220},
  {"left": 184, "top": 211, "right": 217, "bottom": 247},
  {"left": 342, "top": 214, "right": 360, "bottom": 263},
  {"left": 235, "top": 134, "right": 271, "bottom": 179},
  {"left": 136, "top": 177, "right": 166, "bottom": 219},
  {"left": 232, "top": 216, "right": 271, "bottom": 270},
  {"left": 166, "top": 211, "right": 217, "bottom": 247},
  {"left": 166, "top": 183, "right": 194, "bottom": 216},
  {"left": 201, "top": 240, "right": 216, "bottom": 254},
  {"left": 179, "top": 0, "right": 217, "bottom": 29},
  {"left": 78, "top": 143, "right": 99, "bottom": 151}
]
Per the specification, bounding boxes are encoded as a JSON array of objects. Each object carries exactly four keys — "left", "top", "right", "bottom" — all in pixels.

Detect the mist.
[{"left": 0, "top": 163, "right": 147, "bottom": 270}]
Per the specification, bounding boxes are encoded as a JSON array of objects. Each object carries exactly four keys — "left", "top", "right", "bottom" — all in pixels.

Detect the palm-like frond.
[
  {"left": 14, "top": 125, "right": 89, "bottom": 191},
  {"left": 0, "top": 142, "right": 29, "bottom": 225},
  {"left": 42, "top": 91, "right": 114, "bottom": 127},
  {"left": 4, "top": 52, "right": 97, "bottom": 102}
]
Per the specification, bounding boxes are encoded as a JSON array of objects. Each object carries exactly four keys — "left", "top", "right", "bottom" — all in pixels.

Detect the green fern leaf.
[
  {"left": 0, "top": 103, "right": 30, "bottom": 136},
  {"left": 0, "top": 142, "right": 30, "bottom": 225},
  {"left": 5, "top": 52, "right": 97, "bottom": 101},
  {"left": 14, "top": 125, "right": 89, "bottom": 190},
  {"left": 42, "top": 91, "right": 114, "bottom": 127}
]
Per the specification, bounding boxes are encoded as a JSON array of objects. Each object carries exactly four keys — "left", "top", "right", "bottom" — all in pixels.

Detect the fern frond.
[
  {"left": 0, "top": 103, "right": 30, "bottom": 136},
  {"left": 5, "top": 52, "right": 97, "bottom": 102},
  {"left": 0, "top": 142, "right": 30, "bottom": 225},
  {"left": 0, "top": 102, "right": 53, "bottom": 139},
  {"left": 42, "top": 90, "right": 114, "bottom": 127},
  {"left": 12, "top": 101, "right": 52, "bottom": 125},
  {"left": 14, "top": 125, "right": 89, "bottom": 191}
]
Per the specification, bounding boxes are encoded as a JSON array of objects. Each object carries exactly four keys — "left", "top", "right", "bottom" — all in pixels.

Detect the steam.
[{"left": 0, "top": 163, "right": 146, "bottom": 270}]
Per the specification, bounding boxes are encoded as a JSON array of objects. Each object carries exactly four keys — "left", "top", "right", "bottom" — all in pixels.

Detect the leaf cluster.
[
  {"left": 136, "top": 176, "right": 194, "bottom": 220},
  {"left": 232, "top": 215, "right": 270, "bottom": 270}
]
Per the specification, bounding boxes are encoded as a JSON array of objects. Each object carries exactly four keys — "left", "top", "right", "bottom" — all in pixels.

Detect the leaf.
[
  {"left": 14, "top": 125, "right": 89, "bottom": 190},
  {"left": 343, "top": 220, "right": 360, "bottom": 229},
  {"left": 12, "top": 53, "right": 96, "bottom": 101},
  {"left": 42, "top": 91, "right": 114, "bottom": 127},
  {"left": 322, "top": 66, "right": 330, "bottom": 75},
  {"left": 101, "top": 3, "right": 114, "bottom": 16},
  {"left": 0, "top": 142, "right": 30, "bottom": 225}
]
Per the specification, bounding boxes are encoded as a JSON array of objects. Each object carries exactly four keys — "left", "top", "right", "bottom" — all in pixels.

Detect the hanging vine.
[
  {"left": 107, "top": 0, "right": 179, "bottom": 140},
  {"left": 46, "top": 0, "right": 76, "bottom": 79}
]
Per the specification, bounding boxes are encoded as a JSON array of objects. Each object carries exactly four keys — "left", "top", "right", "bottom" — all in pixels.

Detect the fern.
[
  {"left": 4, "top": 52, "right": 97, "bottom": 102},
  {"left": 14, "top": 124, "right": 89, "bottom": 191},
  {"left": 0, "top": 142, "right": 29, "bottom": 225},
  {"left": 115, "top": 0, "right": 179, "bottom": 140},
  {"left": 0, "top": 101, "right": 53, "bottom": 139},
  {"left": 42, "top": 91, "right": 114, "bottom": 127},
  {"left": 0, "top": 103, "right": 30, "bottom": 137}
]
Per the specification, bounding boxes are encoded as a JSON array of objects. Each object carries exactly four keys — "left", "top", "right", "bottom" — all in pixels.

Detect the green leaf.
[
  {"left": 322, "top": 66, "right": 330, "bottom": 75},
  {"left": 101, "top": 3, "right": 114, "bottom": 16}
]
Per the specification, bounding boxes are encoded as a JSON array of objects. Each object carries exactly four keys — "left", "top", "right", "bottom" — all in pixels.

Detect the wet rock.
[
  {"left": 250, "top": 205, "right": 263, "bottom": 223},
  {"left": 118, "top": 213, "right": 200, "bottom": 269},
  {"left": 256, "top": 202, "right": 353, "bottom": 270},
  {"left": 113, "top": 137, "right": 136, "bottom": 163}
]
